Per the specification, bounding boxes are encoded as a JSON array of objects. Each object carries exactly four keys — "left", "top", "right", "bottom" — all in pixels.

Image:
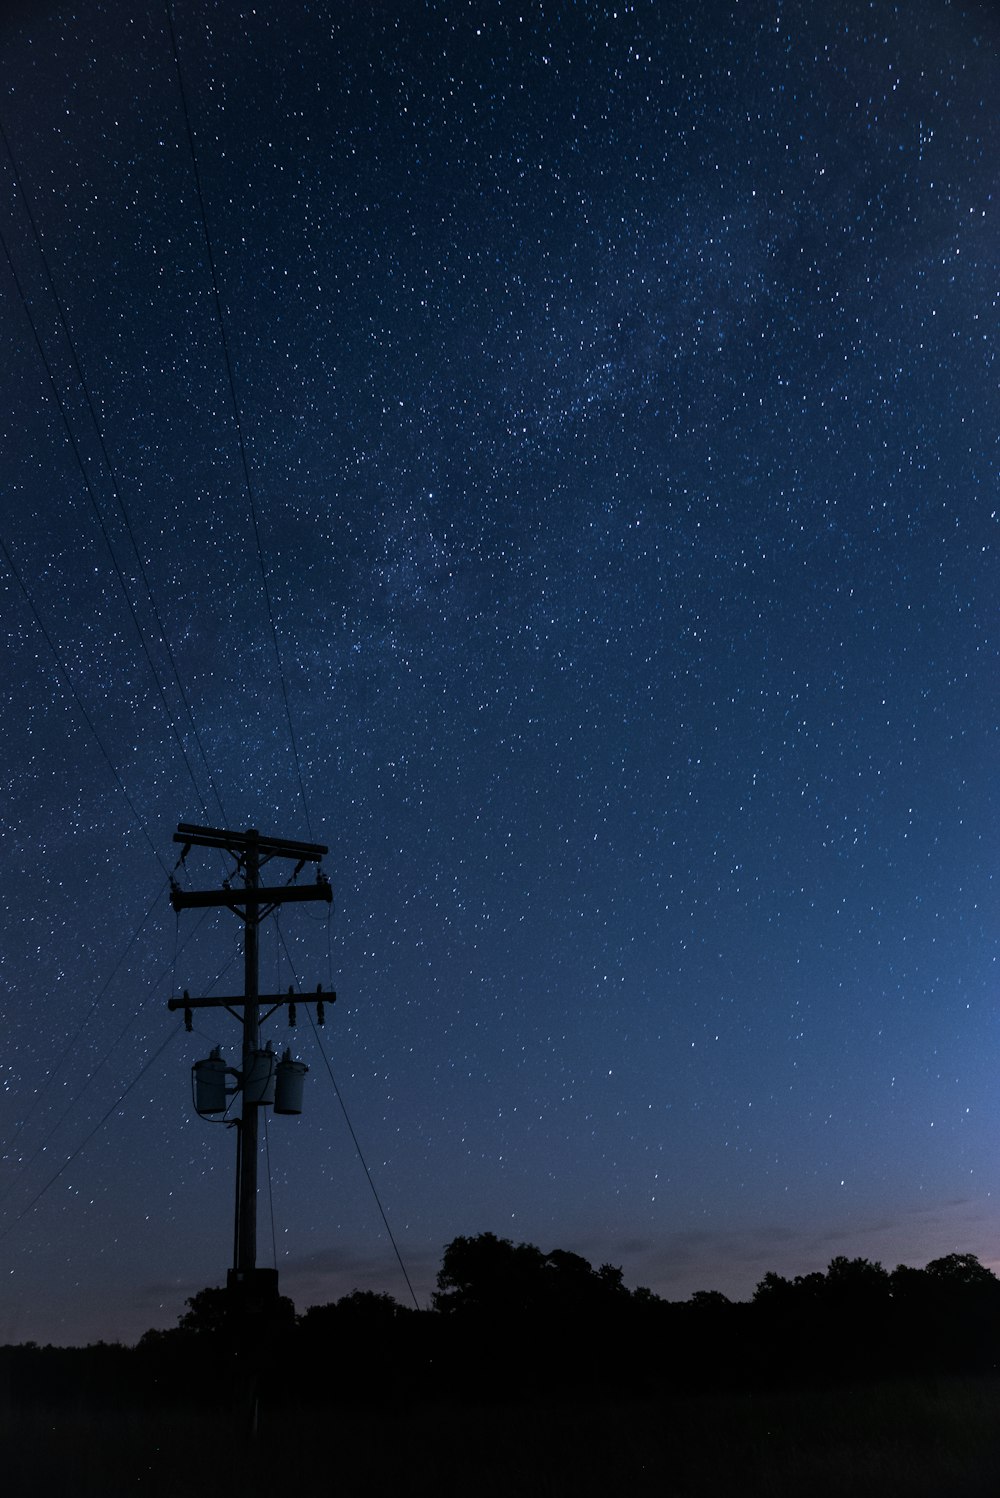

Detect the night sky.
[{"left": 0, "top": 0, "right": 997, "bottom": 1347}]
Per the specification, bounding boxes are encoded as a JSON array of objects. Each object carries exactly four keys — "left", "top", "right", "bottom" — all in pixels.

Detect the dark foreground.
[{"left": 5, "top": 1377, "right": 1000, "bottom": 1498}]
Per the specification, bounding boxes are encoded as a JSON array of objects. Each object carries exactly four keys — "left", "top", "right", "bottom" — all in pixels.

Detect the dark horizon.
[{"left": 7, "top": 1230, "right": 1000, "bottom": 1352}]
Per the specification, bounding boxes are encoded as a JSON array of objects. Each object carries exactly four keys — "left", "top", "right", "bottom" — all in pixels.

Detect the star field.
[{"left": 0, "top": 0, "right": 997, "bottom": 1344}]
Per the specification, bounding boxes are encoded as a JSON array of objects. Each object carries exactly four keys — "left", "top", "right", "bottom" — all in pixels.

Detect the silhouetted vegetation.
[
  {"left": 6, "top": 1238, "right": 1000, "bottom": 1494},
  {"left": 6, "top": 1236, "right": 1000, "bottom": 1400}
]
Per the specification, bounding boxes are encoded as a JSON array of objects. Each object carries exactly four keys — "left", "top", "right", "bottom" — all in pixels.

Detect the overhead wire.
[
  {"left": 0, "top": 878, "right": 170, "bottom": 1164},
  {"left": 0, "top": 110, "right": 239, "bottom": 1231},
  {"left": 0, "top": 1025, "right": 181, "bottom": 1247},
  {"left": 0, "top": 526, "right": 168, "bottom": 876},
  {"left": 0, "top": 115, "right": 229, "bottom": 831},
  {"left": 0, "top": 6, "right": 343, "bottom": 1278},
  {"left": 0, "top": 235, "right": 224, "bottom": 1230},
  {"left": 275, "top": 922, "right": 420, "bottom": 1310},
  {"left": 0, "top": 17, "right": 328, "bottom": 1275},
  {"left": 164, "top": 0, "right": 314, "bottom": 839},
  {"left": 304, "top": 1003, "right": 421, "bottom": 1311},
  {"left": 0, "top": 905, "right": 235, "bottom": 1215},
  {"left": 0, "top": 161, "right": 240, "bottom": 1231},
  {"left": 0, "top": 218, "right": 219, "bottom": 833},
  {"left": 0, "top": 996, "right": 161, "bottom": 1215}
]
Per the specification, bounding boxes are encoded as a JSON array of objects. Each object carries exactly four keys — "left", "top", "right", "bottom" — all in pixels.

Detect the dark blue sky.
[{"left": 0, "top": 0, "right": 997, "bottom": 1345}]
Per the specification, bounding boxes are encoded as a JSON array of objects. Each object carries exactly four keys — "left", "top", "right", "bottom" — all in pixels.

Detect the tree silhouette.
[
  {"left": 177, "top": 1284, "right": 296, "bottom": 1338},
  {"left": 299, "top": 1289, "right": 412, "bottom": 1335},
  {"left": 433, "top": 1232, "right": 548, "bottom": 1316},
  {"left": 752, "top": 1270, "right": 795, "bottom": 1306},
  {"left": 824, "top": 1255, "right": 891, "bottom": 1309},
  {"left": 125, "top": 1240, "right": 1000, "bottom": 1400},
  {"left": 924, "top": 1252, "right": 999, "bottom": 1290},
  {"left": 177, "top": 1287, "right": 233, "bottom": 1336},
  {"left": 688, "top": 1289, "right": 731, "bottom": 1309},
  {"left": 433, "top": 1232, "right": 634, "bottom": 1321}
]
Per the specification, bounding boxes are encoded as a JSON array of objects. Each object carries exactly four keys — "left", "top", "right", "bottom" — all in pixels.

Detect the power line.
[
  {"left": 274, "top": 922, "right": 420, "bottom": 1310},
  {"left": 1, "top": 997, "right": 162, "bottom": 1218},
  {"left": 0, "top": 217, "right": 217, "bottom": 831},
  {"left": 164, "top": 1, "right": 314, "bottom": 839},
  {"left": 0, "top": 905, "right": 231, "bottom": 1215},
  {"left": 305, "top": 1004, "right": 422, "bottom": 1311},
  {"left": 0, "top": 114, "right": 229, "bottom": 829},
  {"left": 0, "top": 1025, "right": 180, "bottom": 1247},
  {"left": 0, "top": 878, "right": 169, "bottom": 1164},
  {"left": 0, "top": 528, "right": 168, "bottom": 875}
]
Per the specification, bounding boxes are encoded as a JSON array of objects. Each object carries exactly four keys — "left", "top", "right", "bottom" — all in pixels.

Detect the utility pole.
[{"left": 168, "top": 822, "right": 333, "bottom": 1312}]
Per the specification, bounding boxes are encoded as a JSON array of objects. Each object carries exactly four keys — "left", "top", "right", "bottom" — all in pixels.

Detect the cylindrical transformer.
[
  {"left": 274, "top": 1050, "right": 309, "bottom": 1114},
  {"left": 243, "top": 1043, "right": 276, "bottom": 1106},
  {"left": 193, "top": 1048, "right": 228, "bottom": 1114}
]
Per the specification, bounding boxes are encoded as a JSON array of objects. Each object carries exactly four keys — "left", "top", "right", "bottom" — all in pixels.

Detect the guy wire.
[{"left": 275, "top": 921, "right": 420, "bottom": 1308}]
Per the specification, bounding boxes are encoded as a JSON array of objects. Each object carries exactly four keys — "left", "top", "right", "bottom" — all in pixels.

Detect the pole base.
[{"left": 227, "top": 1266, "right": 281, "bottom": 1317}]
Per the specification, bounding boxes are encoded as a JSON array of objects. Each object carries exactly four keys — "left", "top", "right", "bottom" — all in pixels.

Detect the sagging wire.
[
  {"left": 302, "top": 1003, "right": 421, "bottom": 1311},
  {"left": 1, "top": 878, "right": 170, "bottom": 1165},
  {"left": 0, "top": 527, "right": 168, "bottom": 877},
  {"left": 0, "top": 993, "right": 175, "bottom": 1219},
  {"left": 0, "top": 904, "right": 222, "bottom": 1213},
  {"left": 273, "top": 920, "right": 418, "bottom": 1306},
  {"left": 0, "top": 115, "right": 230, "bottom": 834},
  {"left": 0, "top": 1026, "right": 182, "bottom": 1246}
]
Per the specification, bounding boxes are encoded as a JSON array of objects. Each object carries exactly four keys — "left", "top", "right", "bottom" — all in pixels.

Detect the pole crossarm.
[
  {"left": 170, "top": 881, "right": 331, "bottom": 913},
  {"left": 168, "top": 988, "right": 334, "bottom": 1012},
  {"left": 174, "top": 822, "right": 328, "bottom": 860}
]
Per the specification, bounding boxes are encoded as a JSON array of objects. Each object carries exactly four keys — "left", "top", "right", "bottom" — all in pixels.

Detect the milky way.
[{"left": 0, "top": 0, "right": 997, "bottom": 1344}]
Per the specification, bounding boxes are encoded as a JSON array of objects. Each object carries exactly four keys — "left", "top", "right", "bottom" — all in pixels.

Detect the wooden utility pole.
[{"left": 168, "top": 822, "right": 332, "bottom": 1307}]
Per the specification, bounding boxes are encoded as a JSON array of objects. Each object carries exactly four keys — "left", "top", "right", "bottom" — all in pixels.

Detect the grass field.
[{"left": 5, "top": 1375, "right": 1000, "bottom": 1496}]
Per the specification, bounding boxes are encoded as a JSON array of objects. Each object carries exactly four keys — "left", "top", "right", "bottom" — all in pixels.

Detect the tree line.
[{"left": 5, "top": 1234, "right": 1000, "bottom": 1407}]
